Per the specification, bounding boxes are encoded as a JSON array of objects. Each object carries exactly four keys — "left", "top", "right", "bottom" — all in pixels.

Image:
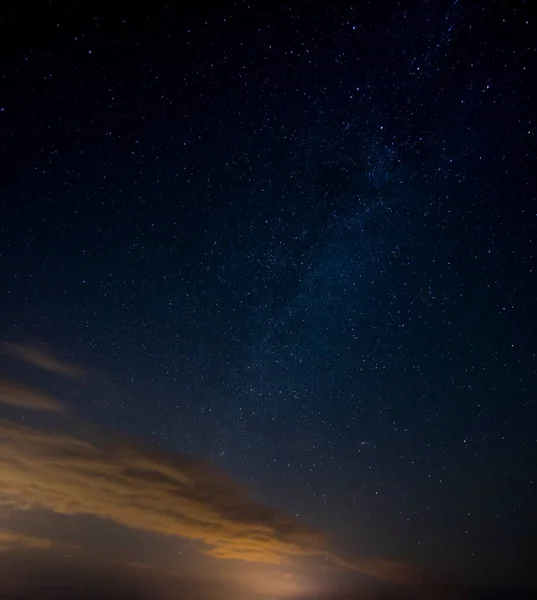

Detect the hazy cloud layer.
[
  {"left": 2, "top": 342, "right": 85, "bottom": 379},
  {"left": 1, "top": 417, "right": 326, "bottom": 565},
  {"left": 0, "top": 378, "right": 64, "bottom": 412},
  {"left": 0, "top": 529, "right": 78, "bottom": 553},
  {"left": 0, "top": 415, "right": 421, "bottom": 583},
  {"left": 0, "top": 348, "right": 422, "bottom": 585}
]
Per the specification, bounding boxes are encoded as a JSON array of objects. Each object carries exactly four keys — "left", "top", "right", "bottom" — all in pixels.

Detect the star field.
[{"left": 0, "top": 1, "right": 536, "bottom": 597}]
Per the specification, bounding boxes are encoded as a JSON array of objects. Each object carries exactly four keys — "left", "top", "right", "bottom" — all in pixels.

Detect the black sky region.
[{"left": 0, "top": 0, "right": 536, "bottom": 596}]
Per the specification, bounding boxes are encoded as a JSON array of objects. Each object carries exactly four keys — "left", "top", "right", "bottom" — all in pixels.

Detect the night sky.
[{"left": 0, "top": 1, "right": 536, "bottom": 598}]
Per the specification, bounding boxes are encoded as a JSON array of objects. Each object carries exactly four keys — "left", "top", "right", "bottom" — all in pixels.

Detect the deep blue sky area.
[{"left": 0, "top": 1, "right": 535, "bottom": 597}]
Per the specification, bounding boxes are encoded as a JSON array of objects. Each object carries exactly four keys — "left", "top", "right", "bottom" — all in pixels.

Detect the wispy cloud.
[
  {"left": 2, "top": 342, "right": 85, "bottom": 379},
  {"left": 330, "top": 553, "right": 423, "bottom": 585},
  {"left": 0, "top": 339, "right": 422, "bottom": 585},
  {"left": 0, "top": 379, "right": 64, "bottom": 412},
  {"left": 0, "top": 418, "right": 325, "bottom": 565},
  {"left": 0, "top": 417, "right": 420, "bottom": 583},
  {"left": 0, "top": 529, "right": 78, "bottom": 553}
]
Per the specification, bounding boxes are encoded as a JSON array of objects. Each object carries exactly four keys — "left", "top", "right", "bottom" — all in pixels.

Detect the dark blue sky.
[{"left": 0, "top": 1, "right": 535, "bottom": 597}]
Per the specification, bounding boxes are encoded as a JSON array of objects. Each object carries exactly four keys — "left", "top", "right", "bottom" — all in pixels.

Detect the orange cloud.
[
  {"left": 2, "top": 342, "right": 85, "bottom": 379},
  {"left": 0, "top": 379, "right": 64, "bottom": 412},
  {"left": 0, "top": 529, "right": 78, "bottom": 553},
  {"left": 0, "top": 372, "right": 421, "bottom": 585},
  {"left": 0, "top": 418, "right": 325, "bottom": 566}
]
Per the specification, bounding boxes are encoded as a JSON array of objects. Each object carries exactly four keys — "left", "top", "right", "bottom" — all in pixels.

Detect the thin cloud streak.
[
  {"left": 2, "top": 342, "right": 85, "bottom": 379},
  {"left": 329, "top": 553, "right": 424, "bottom": 585},
  {"left": 0, "top": 379, "right": 65, "bottom": 412},
  {"left": 0, "top": 529, "right": 79, "bottom": 553}
]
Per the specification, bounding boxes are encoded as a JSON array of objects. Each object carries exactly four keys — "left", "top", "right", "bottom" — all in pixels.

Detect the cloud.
[
  {"left": 0, "top": 529, "right": 78, "bottom": 553},
  {"left": 0, "top": 417, "right": 421, "bottom": 584},
  {"left": 0, "top": 379, "right": 64, "bottom": 412},
  {"left": 0, "top": 364, "right": 425, "bottom": 587},
  {"left": 0, "top": 418, "right": 325, "bottom": 566},
  {"left": 331, "top": 554, "right": 423, "bottom": 585},
  {"left": 2, "top": 342, "right": 85, "bottom": 379}
]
